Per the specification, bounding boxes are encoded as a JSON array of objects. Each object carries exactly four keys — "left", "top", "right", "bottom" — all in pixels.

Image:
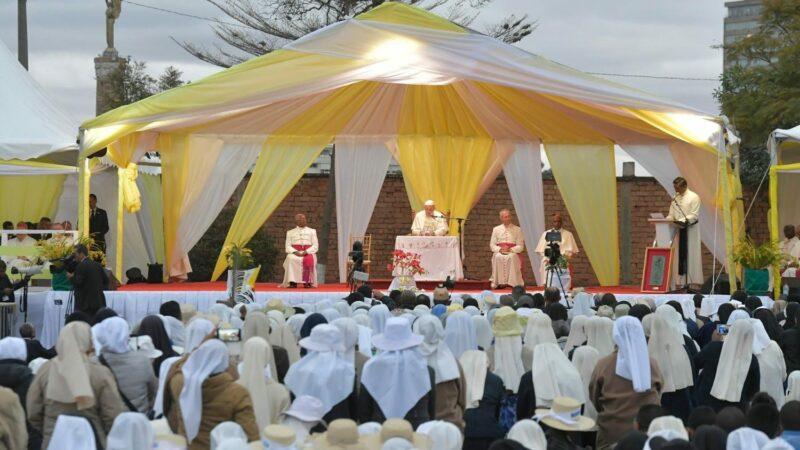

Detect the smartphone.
[
  {"left": 216, "top": 328, "right": 242, "bottom": 342},
  {"left": 716, "top": 324, "right": 729, "bottom": 336}
]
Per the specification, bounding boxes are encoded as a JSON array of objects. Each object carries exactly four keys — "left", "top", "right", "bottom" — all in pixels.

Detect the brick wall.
[{"left": 230, "top": 174, "right": 768, "bottom": 286}]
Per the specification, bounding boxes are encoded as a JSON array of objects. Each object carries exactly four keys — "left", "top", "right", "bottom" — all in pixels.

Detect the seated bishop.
[
  {"left": 281, "top": 214, "right": 318, "bottom": 288},
  {"left": 490, "top": 209, "right": 525, "bottom": 289},
  {"left": 411, "top": 200, "right": 449, "bottom": 236}
]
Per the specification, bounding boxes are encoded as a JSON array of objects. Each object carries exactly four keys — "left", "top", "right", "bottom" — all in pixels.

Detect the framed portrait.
[{"left": 641, "top": 247, "right": 673, "bottom": 293}]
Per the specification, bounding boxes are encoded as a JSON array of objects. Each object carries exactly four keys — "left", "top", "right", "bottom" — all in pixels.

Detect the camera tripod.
[{"left": 545, "top": 263, "right": 571, "bottom": 308}]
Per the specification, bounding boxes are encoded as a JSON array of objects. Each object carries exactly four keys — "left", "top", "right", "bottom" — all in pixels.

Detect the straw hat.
[
  {"left": 311, "top": 419, "right": 368, "bottom": 449},
  {"left": 433, "top": 287, "right": 450, "bottom": 303},
  {"left": 263, "top": 424, "right": 296, "bottom": 447},
  {"left": 372, "top": 317, "right": 423, "bottom": 351},
  {"left": 266, "top": 298, "right": 295, "bottom": 316},
  {"left": 128, "top": 335, "right": 163, "bottom": 359},
  {"left": 492, "top": 307, "right": 522, "bottom": 337},
  {"left": 362, "top": 419, "right": 431, "bottom": 449},
  {"left": 534, "top": 396, "right": 596, "bottom": 431}
]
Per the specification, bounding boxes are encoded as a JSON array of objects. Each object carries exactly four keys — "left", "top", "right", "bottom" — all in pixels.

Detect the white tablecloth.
[{"left": 394, "top": 236, "right": 463, "bottom": 281}]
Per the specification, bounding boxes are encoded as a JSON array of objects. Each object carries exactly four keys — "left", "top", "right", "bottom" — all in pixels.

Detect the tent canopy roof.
[
  {"left": 0, "top": 42, "right": 78, "bottom": 160},
  {"left": 81, "top": 2, "right": 723, "bottom": 155}
]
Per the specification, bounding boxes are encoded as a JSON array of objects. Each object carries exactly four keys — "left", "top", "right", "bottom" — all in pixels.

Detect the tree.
[
  {"left": 714, "top": 0, "right": 800, "bottom": 185},
  {"left": 158, "top": 66, "right": 186, "bottom": 91},
  {"left": 179, "top": 0, "right": 535, "bottom": 67},
  {"left": 100, "top": 58, "right": 186, "bottom": 111}
]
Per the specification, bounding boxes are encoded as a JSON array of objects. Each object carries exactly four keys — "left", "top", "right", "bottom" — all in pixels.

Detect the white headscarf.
[
  {"left": 331, "top": 317, "right": 360, "bottom": 364},
  {"left": 361, "top": 317, "right": 431, "bottom": 419},
  {"left": 443, "top": 311, "right": 477, "bottom": 359},
  {"left": 507, "top": 419, "right": 547, "bottom": 450},
  {"left": 209, "top": 304, "right": 234, "bottom": 325},
  {"left": 524, "top": 313, "right": 557, "bottom": 352},
  {"left": 369, "top": 304, "right": 391, "bottom": 334},
  {"left": 179, "top": 339, "right": 230, "bottom": 442},
  {"left": 417, "top": 421, "right": 463, "bottom": 450},
  {"left": 464, "top": 306, "right": 480, "bottom": 317},
  {"left": 726, "top": 427, "right": 769, "bottom": 450},
  {"left": 0, "top": 337, "right": 27, "bottom": 361},
  {"left": 286, "top": 314, "right": 307, "bottom": 340},
  {"left": 284, "top": 324, "right": 355, "bottom": 414},
  {"left": 382, "top": 438, "right": 414, "bottom": 450},
  {"left": 711, "top": 318, "right": 755, "bottom": 402},
  {"left": 48, "top": 414, "right": 97, "bottom": 450},
  {"left": 750, "top": 319, "right": 788, "bottom": 408},
  {"left": 162, "top": 315, "right": 186, "bottom": 347},
  {"left": 106, "top": 412, "right": 154, "bottom": 450},
  {"left": 216, "top": 438, "right": 251, "bottom": 450},
  {"left": 571, "top": 346, "right": 600, "bottom": 419},
  {"left": 153, "top": 356, "right": 181, "bottom": 418},
  {"left": 334, "top": 301, "right": 351, "bottom": 318},
  {"left": 242, "top": 311, "right": 271, "bottom": 342},
  {"left": 649, "top": 307, "right": 693, "bottom": 392},
  {"left": 320, "top": 308, "right": 342, "bottom": 322},
  {"left": 46, "top": 321, "right": 95, "bottom": 409},
  {"left": 586, "top": 316, "right": 615, "bottom": 357},
  {"left": 414, "top": 315, "right": 460, "bottom": 384},
  {"left": 786, "top": 370, "right": 800, "bottom": 403},
  {"left": 613, "top": 316, "right": 651, "bottom": 393},
  {"left": 184, "top": 318, "right": 214, "bottom": 353},
  {"left": 492, "top": 308, "right": 525, "bottom": 393},
  {"left": 647, "top": 416, "right": 688, "bottom": 439},
  {"left": 472, "top": 316, "right": 493, "bottom": 350},
  {"left": 459, "top": 350, "right": 489, "bottom": 409},
  {"left": 532, "top": 343, "right": 586, "bottom": 407},
  {"left": 569, "top": 293, "right": 596, "bottom": 319},
  {"left": 238, "top": 337, "right": 286, "bottom": 429},
  {"left": 92, "top": 316, "right": 131, "bottom": 354},
  {"left": 562, "top": 315, "right": 589, "bottom": 356},
  {"left": 267, "top": 310, "right": 301, "bottom": 364},
  {"left": 210, "top": 422, "right": 247, "bottom": 450},
  {"left": 726, "top": 309, "right": 751, "bottom": 325}
]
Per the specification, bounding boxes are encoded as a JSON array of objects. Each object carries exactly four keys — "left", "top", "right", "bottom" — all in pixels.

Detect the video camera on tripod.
[{"left": 544, "top": 230, "right": 562, "bottom": 266}]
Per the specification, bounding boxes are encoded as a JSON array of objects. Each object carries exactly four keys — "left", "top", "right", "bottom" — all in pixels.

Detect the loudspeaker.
[
  {"left": 700, "top": 273, "right": 730, "bottom": 295},
  {"left": 147, "top": 263, "right": 163, "bottom": 284}
]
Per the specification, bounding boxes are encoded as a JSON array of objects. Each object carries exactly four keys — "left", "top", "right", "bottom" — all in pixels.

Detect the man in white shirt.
[
  {"left": 666, "top": 176, "right": 702, "bottom": 289},
  {"left": 3, "top": 222, "right": 38, "bottom": 270},
  {"left": 535, "top": 213, "right": 578, "bottom": 288},
  {"left": 780, "top": 225, "right": 800, "bottom": 263},
  {"left": 281, "top": 214, "right": 319, "bottom": 288},
  {"left": 410, "top": 199, "right": 449, "bottom": 236},
  {"left": 490, "top": 209, "right": 525, "bottom": 289}
]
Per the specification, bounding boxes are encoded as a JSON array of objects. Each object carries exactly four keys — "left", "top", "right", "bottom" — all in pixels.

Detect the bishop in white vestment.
[
  {"left": 490, "top": 209, "right": 525, "bottom": 289},
  {"left": 535, "top": 213, "right": 579, "bottom": 288},
  {"left": 666, "top": 177, "right": 703, "bottom": 289},
  {"left": 281, "top": 214, "right": 319, "bottom": 288},
  {"left": 780, "top": 225, "right": 800, "bottom": 263},
  {"left": 411, "top": 199, "right": 449, "bottom": 236}
]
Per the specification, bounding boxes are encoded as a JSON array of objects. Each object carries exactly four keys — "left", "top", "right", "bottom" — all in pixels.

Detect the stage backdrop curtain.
[
  {"left": 136, "top": 172, "right": 164, "bottom": 265},
  {"left": 503, "top": 141, "right": 546, "bottom": 285},
  {"left": 211, "top": 137, "right": 328, "bottom": 280},
  {"left": 545, "top": 144, "right": 619, "bottom": 286},
  {"left": 0, "top": 175, "right": 65, "bottom": 224},
  {"left": 334, "top": 136, "right": 393, "bottom": 282}
]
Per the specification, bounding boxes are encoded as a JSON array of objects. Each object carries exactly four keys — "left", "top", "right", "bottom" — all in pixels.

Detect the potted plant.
[
  {"left": 224, "top": 243, "right": 255, "bottom": 304},
  {"left": 37, "top": 235, "right": 104, "bottom": 291},
  {"left": 387, "top": 250, "right": 426, "bottom": 292},
  {"left": 733, "top": 237, "right": 783, "bottom": 295}
]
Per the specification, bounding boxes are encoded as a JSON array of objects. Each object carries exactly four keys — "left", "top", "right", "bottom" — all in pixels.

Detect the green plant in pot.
[
  {"left": 733, "top": 237, "right": 783, "bottom": 295},
  {"left": 224, "top": 243, "right": 255, "bottom": 305}
]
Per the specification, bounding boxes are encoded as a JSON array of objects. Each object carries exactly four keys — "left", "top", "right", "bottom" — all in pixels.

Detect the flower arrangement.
[
  {"left": 387, "top": 250, "right": 426, "bottom": 277},
  {"left": 37, "top": 234, "right": 105, "bottom": 267},
  {"left": 733, "top": 237, "right": 783, "bottom": 270},
  {"left": 224, "top": 243, "right": 255, "bottom": 270}
]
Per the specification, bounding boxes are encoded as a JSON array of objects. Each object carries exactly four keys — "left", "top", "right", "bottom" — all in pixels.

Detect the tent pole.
[
  {"left": 77, "top": 129, "right": 91, "bottom": 239},
  {"left": 769, "top": 165, "right": 780, "bottom": 295},
  {"left": 115, "top": 168, "right": 125, "bottom": 279}
]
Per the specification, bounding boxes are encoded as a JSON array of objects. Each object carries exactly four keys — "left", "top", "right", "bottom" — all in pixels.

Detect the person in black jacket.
[
  {"left": 780, "top": 306, "right": 800, "bottom": 374},
  {"left": 18, "top": 323, "right": 55, "bottom": 363},
  {"left": 88, "top": 193, "right": 110, "bottom": 252},
  {"left": 67, "top": 244, "right": 107, "bottom": 317},
  {"left": 0, "top": 261, "right": 29, "bottom": 303},
  {"left": 0, "top": 336, "right": 41, "bottom": 449}
]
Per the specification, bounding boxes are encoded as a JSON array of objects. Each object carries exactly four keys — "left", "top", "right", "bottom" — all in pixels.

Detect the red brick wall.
[{"left": 233, "top": 174, "right": 768, "bottom": 286}]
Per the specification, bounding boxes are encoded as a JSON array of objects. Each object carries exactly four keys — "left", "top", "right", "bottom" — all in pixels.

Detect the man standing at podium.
[
  {"left": 667, "top": 177, "right": 702, "bottom": 289},
  {"left": 411, "top": 200, "right": 449, "bottom": 236},
  {"left": 490, "top": 209, "right": 525, "bottom": 289}
]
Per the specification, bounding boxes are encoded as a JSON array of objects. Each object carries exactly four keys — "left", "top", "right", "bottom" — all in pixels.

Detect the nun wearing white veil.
[
  {"left": 458, "top": 350, "right": 506, "bottom": 450},
  {"left": 237, "top": 337, "right": 291, "bottom": 429},
  {"left": 517, "top": 342, "right": 585, "bottom": 420},
  {"left": 649, "top": 306, "right": 695, "bottom": 421},
  {"left": 521, "top": 313, "right": 557, "bottom": 371},
  {"left": 563, "top": 315, "right": 589, "bottom": 358},
  {"left": 589, "top": 316, "right": 663, "bottom": 448},
  {"left": 489, "top": 307, "right": 525, "bottom": 394},
  {"left": 586, "top": 316, "right": 615, "bottom": 357},
  {"left": 749, "top": 318, "right": 787, "bottom": 408}
]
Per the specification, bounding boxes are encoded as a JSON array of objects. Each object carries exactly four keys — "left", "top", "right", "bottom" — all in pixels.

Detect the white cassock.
[
  {"left": 280, "top": 227, "right": 318, "bottom": 287},
  {"left": 410, "top": 210, "right": 449, "bottom": 236},
  {"left": 780, "top": 236, "right": 800, "bottom": 262},
  {"left": 2, "top": 236, "right": 37, "bottom": 270},
  {"left": 535, "top": 228, "right": 578, "bottom": 288},
  {"left": 490, "top": 224, "right": 524, "bottom": 288},
  {"left": 666, "top": 189, "right": 702, "bottom": 288}
]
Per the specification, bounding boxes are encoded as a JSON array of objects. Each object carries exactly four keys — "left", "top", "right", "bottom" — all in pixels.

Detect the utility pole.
[{"left": 17, "top": 0, "right": 28, "bottom": 69}]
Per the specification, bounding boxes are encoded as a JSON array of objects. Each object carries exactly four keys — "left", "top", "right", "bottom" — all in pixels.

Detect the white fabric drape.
[
  {"left": 503, "top": 141, "right": 546, "bottom": 285},
  {"left": 334, "top": 137, "right": 393, "bottom": 282}
]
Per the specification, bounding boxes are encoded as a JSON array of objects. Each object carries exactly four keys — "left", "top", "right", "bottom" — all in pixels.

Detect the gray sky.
[{"left": 0, "top": 0, "right": 726, "bottom": 126}]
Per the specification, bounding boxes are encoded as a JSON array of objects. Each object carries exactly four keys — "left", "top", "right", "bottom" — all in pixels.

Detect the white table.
[{"left": 393, "top": 236, "right": 463, "bottom": 281}]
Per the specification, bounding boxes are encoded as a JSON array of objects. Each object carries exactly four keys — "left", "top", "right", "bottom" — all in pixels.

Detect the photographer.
[
  {"left": 0, "top": 261, "right": 30, "bottom": 303},
  {"left": 67, "top": 244, "right": 107, "bottom": 317},
  {"left": 534, "top": 213, "right": 579, "bottom": 290}
]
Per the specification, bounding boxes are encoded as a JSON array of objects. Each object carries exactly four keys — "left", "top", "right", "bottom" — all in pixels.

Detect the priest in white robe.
[
  {"left": 411, "top": 199, "right": 449, "bottom": 236},
  {"left": 490, "top": 209, "right": 525, "bottom": 289},
  {"left": 666, "top": 177, "right": 702, "bottom": 289},
  {"left": 281, "top": 214, "right": 319, "bottom": 288},
  {"left": 535, "top": 213, "right": 579, "bottom": 289},
  {"left": 780, "top": 225, "right": 800, "bottom": 263}
]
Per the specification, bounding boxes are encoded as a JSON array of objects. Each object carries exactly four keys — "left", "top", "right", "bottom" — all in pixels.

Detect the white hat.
[
  {"left": 129, "top": 335, "right": 163, "bottom": 359},
  {"left": 298, "top": 324, "right": 346, "bottom": 353},
  {"left": 283, "top": 395, "right": 326, "bottom": 423},
  {"left": 534, "top": 396, "right": 595, "bottom": 431},
  {"left": 372, "top": 317, "right": 423, "bottom": 351}
]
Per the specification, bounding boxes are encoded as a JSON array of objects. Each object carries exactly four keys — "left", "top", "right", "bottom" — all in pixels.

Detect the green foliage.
[
  {"left": 733, "top": 236, "right": 783, "bottom": 270},
  {"left": 101, "top": 58, "right": 186, "bottom": 110},
  {"left": 158, "top": 66, "right": 185, "bottom": 92},
  {"left": 188, "top": 206, "right": 279, "bottom": 282},
  {"left": 714, "top": 0, "right": 800, "bottom": 185}
]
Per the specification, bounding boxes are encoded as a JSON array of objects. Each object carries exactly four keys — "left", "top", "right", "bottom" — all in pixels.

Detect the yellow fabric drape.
[
  {"left": 0, "top": 175, "right": 65, "bottom": 223},
  {"left": 545, "top": 144, "right": 620, "bottom": 286},
  {"left": 211, "top": 137, "right": 328, "bottom": 280},
  {"left": 159, "top": 134, "right": 192, "bottom": 279},
  {"left": 108, "top": 134, "right": 142, "bottom": 213},
  {"left": 626, "top": 109, "right": 719, "bottom": 154}
]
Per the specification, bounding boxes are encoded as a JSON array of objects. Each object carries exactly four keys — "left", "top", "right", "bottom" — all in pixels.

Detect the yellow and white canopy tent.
[
  {"left": 769, "top": 125, "right": 800, "bottom": 291},
  {"left": 79, "top": 2, "right": 743, "bottom": 287}
]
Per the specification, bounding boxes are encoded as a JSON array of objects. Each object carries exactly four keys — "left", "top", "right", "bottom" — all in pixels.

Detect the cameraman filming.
[
  {"left": 534, "top": 213, "right": 579, "bottom": 289},
  {"left": 66, "top": 244, "right": 107, "bottom": 316},
  {"left": 0, "top": 260, "right": 30, "bottom": 303}
]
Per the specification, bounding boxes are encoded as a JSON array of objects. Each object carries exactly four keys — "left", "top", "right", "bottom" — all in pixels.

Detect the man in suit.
[
  {"left": 19, "top": 322, "right": 55, "bottom": 363},
  {"left": 88, "top": 193, "right": 110, "bottom": 252},
  {"left": 67, "top": 244, "right": 108, "bottom": 317}
]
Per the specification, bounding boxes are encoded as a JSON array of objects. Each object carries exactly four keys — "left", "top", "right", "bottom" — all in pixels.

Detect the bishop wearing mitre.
[
  {"left": 281, "top": 214, "right": 318, "bottom": 288},
  {"left": 535, "top": 213, "right": 579, "bottom": 287},
  {"left": 411, "top": 200, "right": 449, "bottom": 236},
  {"left": 490, "top": 209, "right": 525, "bottom": 289}
]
